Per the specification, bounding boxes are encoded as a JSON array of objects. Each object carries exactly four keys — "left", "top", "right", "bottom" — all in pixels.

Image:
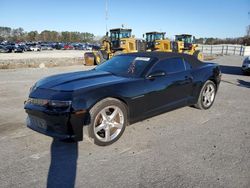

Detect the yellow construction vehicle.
[
  {"left": 173, "top": 34, "right": 203, "bottom": 60},
  {"left": 84, "top": 28, "right": 146, "bottom": 65},
  {"left": 144, "top": 32, "right": 203, "bottom": 60},
  {"left": 145, "top": 32, "right": 171, "bottom": 52}
]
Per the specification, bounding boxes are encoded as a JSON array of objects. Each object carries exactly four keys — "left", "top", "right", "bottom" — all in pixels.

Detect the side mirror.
[
  {"left": 147, "top": 71, "right": 166, "bottom": 79},
  {"left": 143, "top": 34, "right": 145, "bottom": 38},
  {"left": 106, "top": 32, "right": 108, "bottom": 36}
]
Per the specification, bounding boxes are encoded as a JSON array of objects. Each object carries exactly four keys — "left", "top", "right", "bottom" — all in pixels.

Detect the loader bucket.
[{"left": 84, "top": 52, "right": 95, "bottom": 66}]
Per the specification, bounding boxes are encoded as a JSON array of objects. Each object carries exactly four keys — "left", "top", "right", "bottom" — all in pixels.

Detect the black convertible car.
[{"left": 24, "top": 52, "right": 221, "bottom": 146}]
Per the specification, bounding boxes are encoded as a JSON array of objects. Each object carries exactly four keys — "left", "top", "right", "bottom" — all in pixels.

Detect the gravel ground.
[
  {"left": 0, "top": 50, "right": 85, "bottom": 60},
  {"left": 0, "top": 55, "right": 249, "bottom": 188},
  {"left": 0, "top": 50, "right": 87, "bottom": 69}
]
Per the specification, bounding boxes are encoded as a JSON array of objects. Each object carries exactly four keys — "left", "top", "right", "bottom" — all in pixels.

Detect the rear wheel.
[
  {"left": 195, "top": 80, "right": 216, "bottom": 110},
  {"left": 193, "top": 50, "right": 203, "bottom": 61},
  {"left": 88, "top": 98, "right": 127, "bottom": 146}
]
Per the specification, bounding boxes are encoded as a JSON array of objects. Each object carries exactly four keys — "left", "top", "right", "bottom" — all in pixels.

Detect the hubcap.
[
  {"left": 202, "top": 84, "right": 215, "bottom": 107},
  {"left": 94, "top": 106, "right": 124, "bottom": 142}
]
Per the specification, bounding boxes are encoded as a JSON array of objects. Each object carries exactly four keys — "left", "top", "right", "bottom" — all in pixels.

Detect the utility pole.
[
  {"left": 105, "top": 0, "right": 108, "bottom": 33},
  {"left": 247, "top": 11, "right": 250, "bottom": 36}
]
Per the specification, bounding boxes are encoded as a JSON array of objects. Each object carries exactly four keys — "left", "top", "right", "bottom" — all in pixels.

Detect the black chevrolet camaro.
[{"left": 24, "top": 52, "right": 221, "bottom": 146}]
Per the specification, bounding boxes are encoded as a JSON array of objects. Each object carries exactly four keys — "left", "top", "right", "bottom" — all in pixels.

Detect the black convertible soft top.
[{"left": 120, "top": 52, "right": 203, "bottom": 68}]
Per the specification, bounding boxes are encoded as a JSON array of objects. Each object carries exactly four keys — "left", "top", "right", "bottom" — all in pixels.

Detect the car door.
[{"left": 144, "top": 57, "right": 193, "bottom": 114}]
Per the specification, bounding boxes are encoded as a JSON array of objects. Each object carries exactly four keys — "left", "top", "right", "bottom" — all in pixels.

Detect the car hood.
[{"left": 35, "top": 69, "right": 129, "bottom": 91}]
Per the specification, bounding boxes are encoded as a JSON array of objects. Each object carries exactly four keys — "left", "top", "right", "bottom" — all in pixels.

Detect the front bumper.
[{"left": 25, "top": 103, "right": 87, "bottom": 141}]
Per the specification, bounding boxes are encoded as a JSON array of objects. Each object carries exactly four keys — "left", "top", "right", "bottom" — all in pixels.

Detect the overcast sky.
[{"left": 0, "top": 0, "right": 249, "bottom": 38}]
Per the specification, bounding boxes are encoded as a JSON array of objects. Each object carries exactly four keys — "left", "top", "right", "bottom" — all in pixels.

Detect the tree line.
[
  {"left": 195, "top": 37, "right": 250, "bottom": 45},
  {"left": 0, "top": 26, "right": 95, "bottom": 43},
  {"left": 1, "top": 26, "right": 250, "bottom": 45},
  {"left": 195, "top": 25, "right": 250, "bottom": 45}
]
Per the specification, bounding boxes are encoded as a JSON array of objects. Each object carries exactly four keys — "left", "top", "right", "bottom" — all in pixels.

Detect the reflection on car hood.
[{"left": 36, "top": 69, "right": 129, "bottom": 91}]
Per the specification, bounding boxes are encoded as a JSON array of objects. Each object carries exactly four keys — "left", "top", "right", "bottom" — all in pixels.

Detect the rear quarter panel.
[{"left": 190, "top": 62, "right": 221, "bottom": 104}]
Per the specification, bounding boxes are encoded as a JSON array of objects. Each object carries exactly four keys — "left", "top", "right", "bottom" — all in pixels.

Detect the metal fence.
[{"left": 197, "top": 44, "right": 250, "bottom": 56}]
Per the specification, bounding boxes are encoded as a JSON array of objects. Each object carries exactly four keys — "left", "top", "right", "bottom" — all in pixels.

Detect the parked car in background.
[
  {"left": 18, "top": 44, "right": 31, "bottom": 51},
  {"left": 72, "top": 43, "right": 86, "bottom": 50},
  {"left": 13, "top": 45, "right": 24, "bottom": 53},
  {"left": 242, "top": 56, "right": 250, "bottom": 75},
  {"left": 4, "top": 44, "right": 23, "bottom": 53},
  {"left": 30, "top": 45, "right": 41, "bottom": 51},
  {"left": 41, "top": 44, "right": 53, "bottom": 50},
  {"left": 92, "top": 45, "right": 101, "bottom": 51},
  {"left": 24, "top": 52, "right": 221, "bottom": 146},
  {"left": 5, "top": 45, "right": 15, "bottom": 52},
  {"left": 64, "top": 44, "right": 74, "bottom": 50},
  {"left": 85, "top": 45, "right": 92, "bottom": 51},
  {"left": 54, "top": 43, "right": 64, "bottom": 50},
  {"left": 0, "top": 45, "right": 9, "bottom": 53}
]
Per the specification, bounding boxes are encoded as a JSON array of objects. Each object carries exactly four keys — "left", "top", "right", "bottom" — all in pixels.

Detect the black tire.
[
  {"left": 88, "top": 98, "right": 128, "bottom": 146},
  {"left": 94, "top": 51, "right": 106, "bottom": 65},
  {"left": 193, "top": 50, "right": 203, "bottom": 61},
  {"left": 100, "top": 50, "right": 109, "bottom": 60},
  {"left": 194, "top": 80, "right": 216, "bottom": 110}
]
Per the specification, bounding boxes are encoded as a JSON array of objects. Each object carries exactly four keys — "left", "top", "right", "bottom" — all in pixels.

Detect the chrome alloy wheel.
[
  {"left": 202, "top": 83, "right": 215, "bottom": 108},
  {"left": 93, "top": 106, "right": 124, "bottom": 142}
]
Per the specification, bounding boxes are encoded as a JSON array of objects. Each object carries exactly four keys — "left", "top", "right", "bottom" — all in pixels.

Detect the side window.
[{"left": 151, "top": 57, "right": 185, "bottom": 74}]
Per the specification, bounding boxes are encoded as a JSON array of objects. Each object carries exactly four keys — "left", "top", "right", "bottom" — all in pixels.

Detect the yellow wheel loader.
[
  {"left": 84, "top": 28, "right": 146, "bottom": 66},
  {"left": 145, "top": 32, "right": 171, "bottom": 52},
  {"left": 173, "top": 34, "right": 203, "bottom": 60}
]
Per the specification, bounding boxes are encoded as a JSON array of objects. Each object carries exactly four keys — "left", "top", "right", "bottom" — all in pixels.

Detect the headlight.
[
  {"left": 155, "top": 42, "right": 160, "bottom": 45},
  {"left": 26, "top": 98, "right": 71, "bottom": 108},
  {"left": 120, "top": 40, "right": 126, "bottom": 45},
  {"left": 26, "top": 98, "right": 49, "bottom": 106}
]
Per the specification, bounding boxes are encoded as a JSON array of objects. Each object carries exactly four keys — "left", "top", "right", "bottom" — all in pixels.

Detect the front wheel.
[
  {"left": 195, "top": 80, "right": 216, "bottom": 110},
  {"left": 88, "top": 98, "right": 127, "bottom": 146}
]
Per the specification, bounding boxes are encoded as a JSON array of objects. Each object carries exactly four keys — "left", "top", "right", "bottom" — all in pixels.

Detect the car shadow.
[
  {"left": 47, "top": 139, "right": 78, "bottom": 188},
  {"left": 237, "top": 79, "right": 250, "bottom": 88},
  {"left": 219, "top": 65, "right": 243, "bottom": 76}
]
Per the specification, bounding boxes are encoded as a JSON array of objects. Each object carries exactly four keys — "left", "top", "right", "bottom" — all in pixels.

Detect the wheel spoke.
[
  {"left": 207, "top": 96, "right": 212, "bottom": 104},
  {"left": 203, "top": 96, "right": 207, "bottom": 102},
  {"left": 204, "top": 86, "right": 209, "bottom": 93},
  {"left": 109, "top": 108, "right": 118, "bottom": 121},
  {"left": 112, "top": 122, "right": 123, "bottom": 129},
  {"left": 95, "top": 123, "right": 106, "bottom": 133},
  {"left": 209, "top": 88, "right": 214, "bottom": 95},
  {"left": 101, "top": 110, "right": 108, "bottom": 121},
  {"left": 104, "top": 127, "right": 111, "bottom": 141}
]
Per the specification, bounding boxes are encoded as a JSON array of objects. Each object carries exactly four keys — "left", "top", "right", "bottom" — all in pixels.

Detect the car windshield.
[{"left": 95, "top": 55, "right": 156, "bottom": 78}]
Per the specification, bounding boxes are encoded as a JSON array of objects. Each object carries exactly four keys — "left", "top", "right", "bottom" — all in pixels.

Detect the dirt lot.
[
  {"left": 0, "top": 55, "right": 249, "bottom": 188},
  {"left": 0, "top": 50, "right": 86, "bottom": 69}
]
